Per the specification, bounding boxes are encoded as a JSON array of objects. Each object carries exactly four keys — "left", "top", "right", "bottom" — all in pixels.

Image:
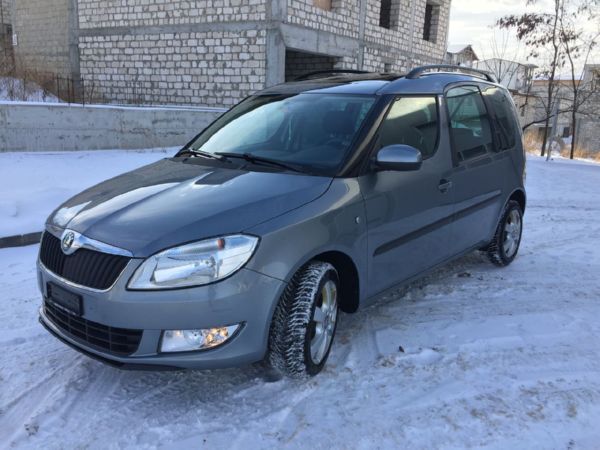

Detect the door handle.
[{"left": 438, "top": 179, "right": 453, "bottom": 193}]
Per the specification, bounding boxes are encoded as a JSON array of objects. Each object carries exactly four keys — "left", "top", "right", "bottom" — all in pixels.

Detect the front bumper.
[{"left": 37, "top": 259, "right": 285, "bottom": 370}]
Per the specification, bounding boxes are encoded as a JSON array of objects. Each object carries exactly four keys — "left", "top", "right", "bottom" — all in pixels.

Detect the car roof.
[{"left": 257, "top": 68, "right": 502, "bottom": 96}]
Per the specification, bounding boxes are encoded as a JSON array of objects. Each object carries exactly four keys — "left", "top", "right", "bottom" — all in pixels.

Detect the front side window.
[
  {"left": 377, "top": 96, "right": 439, "bottom": 159},
  {"left": 188, "top": 93, "right": 377, "bottom": 175},
  {"left": 446, "top": 86, "right": 494, "bottom": 162},
  {"left": 481, "top": 86, "right": 518, "bottom": 150}
]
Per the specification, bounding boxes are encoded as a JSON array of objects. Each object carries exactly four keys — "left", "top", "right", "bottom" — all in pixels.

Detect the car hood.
[{"left": 48, "top": 158, "right": 332, "bottom": 257}]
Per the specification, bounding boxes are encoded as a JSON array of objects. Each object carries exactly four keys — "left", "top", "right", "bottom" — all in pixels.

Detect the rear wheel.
[
  {"left": 486, "top": 200, "right": 523, "bottom": 266},
  {"left": 267, "top": 261, "right": 339, "bottom": 378}
]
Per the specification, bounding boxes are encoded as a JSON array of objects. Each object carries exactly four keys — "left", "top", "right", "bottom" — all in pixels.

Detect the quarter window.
[
  {"left": 446, "top": 86, "right": 494, "bottom": 162},
  {"left": 377, "top": 96, "right": 439, "bottom": 159},
  {"left": 481, "top": 86, "right": 518, "bottom": 150}
]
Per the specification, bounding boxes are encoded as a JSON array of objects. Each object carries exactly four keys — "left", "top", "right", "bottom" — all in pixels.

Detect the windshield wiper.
[
  {"left": 178, "top": 148, "right": 228, "bottom": 162},
  {"left": 215, "top": 152, "right": 305, "bottom": 173}
]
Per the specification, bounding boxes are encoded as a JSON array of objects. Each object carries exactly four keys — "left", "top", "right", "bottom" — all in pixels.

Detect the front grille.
[
  {"left": 44, "top": 300, "right": 143, "bottom": 356},
  {"left": 39, "top": 232, "right": 130, "bottom": 290}
]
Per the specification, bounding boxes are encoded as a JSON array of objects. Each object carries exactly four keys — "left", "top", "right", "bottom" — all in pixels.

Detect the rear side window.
[
  {"left": 377, "top": 96, "right": 439, "bottom": 159},
  {"left": 446, "top": 86, "right": 494, "bottom": 162},
  {"left": 481, "top": 86, "right": 518, "bottom": 150}
]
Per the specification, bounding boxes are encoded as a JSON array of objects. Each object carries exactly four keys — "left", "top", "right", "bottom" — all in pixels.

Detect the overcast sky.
[
  {"left": 447, "top": 0, "right": 599, "bottom": 68},
  {"left": 448, "top": 0, "right": 540, "bottom": 62}
]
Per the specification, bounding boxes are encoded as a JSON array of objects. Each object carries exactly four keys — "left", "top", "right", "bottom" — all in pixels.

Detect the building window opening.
[
  {"left": 380, "top": 0, "right": 401, "bottom": 29},
  {"left": 380, "top": 0, "right": 392, "bottom": 29},
  {"left": 314, "top": 0, "right": 332, "bottom": 11},
  {"left": 285, "top": 49, "right": 340, "bottom": 82},
  {"left": 423, "top": 2, "right": 440, "bottom": 43}
]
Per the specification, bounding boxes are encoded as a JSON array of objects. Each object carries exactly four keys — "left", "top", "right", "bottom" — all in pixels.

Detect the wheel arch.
[
  {"left": 279, "top": 248, "right": 361, "bottom": 314},
  {"left": 312, "top": 250, "right": 360, "bottom": 314},
  {"left": 508, "top": 188, "right": 526, "bottom": 214}
]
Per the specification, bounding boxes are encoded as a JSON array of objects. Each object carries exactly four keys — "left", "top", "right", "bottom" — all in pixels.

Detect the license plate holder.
[{"left": 47, "top": 282, "right": 83, "bottom": 316}]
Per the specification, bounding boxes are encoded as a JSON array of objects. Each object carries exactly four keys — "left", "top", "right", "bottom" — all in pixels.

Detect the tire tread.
[
  {"left": 268, "top": 261, "right": 335, "bottom": 378},
  {"left": 487, "top": 200, "right": 522, "bottom": 267}
]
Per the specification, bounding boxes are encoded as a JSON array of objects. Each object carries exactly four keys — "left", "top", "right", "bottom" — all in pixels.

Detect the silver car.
[{"left": 38, "top": 66, "right": 526, "bottom": 377}]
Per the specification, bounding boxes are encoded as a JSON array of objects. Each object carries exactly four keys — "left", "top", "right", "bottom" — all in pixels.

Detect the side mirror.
[{"left": 373, "top": 144, "right": 423, "bottom": 171}]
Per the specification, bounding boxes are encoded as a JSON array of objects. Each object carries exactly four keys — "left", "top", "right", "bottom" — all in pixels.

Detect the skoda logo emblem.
[{"left": 61, "top": 231, "right": 76, "bottom": 254}]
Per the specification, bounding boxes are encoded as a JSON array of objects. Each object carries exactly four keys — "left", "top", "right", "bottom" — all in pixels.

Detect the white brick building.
[
  {"left": 4, "top": 0, "right": 451, "bottom": 106},
  {"left": 0, "top": 0, "right": 12, "bottom": 71}
]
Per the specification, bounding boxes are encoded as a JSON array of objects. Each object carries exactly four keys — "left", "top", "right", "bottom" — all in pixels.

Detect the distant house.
[
  {"left": 521, "top": 78, "right": 575, "bottom": 140},
  {"left": 574, "top": 64, "right": 600, "bottom": 151},
  {"left": 445, "top": 44, "right": 479, "bottom": 67},
  {"left": 519, "top": 65, "right": 600, "bottom": 152},
  {"left": 474, "top": 58, "right": 536, "bottom": 94}
]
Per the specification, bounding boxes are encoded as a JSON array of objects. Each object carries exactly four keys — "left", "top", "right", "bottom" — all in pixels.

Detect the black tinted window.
[
  {"left": 378, "top": 96, "right": 439, "bottom": 159},
  {"left": 482, "top": 86, "right": 518, "bottom": 150},
  {"left": 446, "top": 86, "right": 494, "bottom": 161}
]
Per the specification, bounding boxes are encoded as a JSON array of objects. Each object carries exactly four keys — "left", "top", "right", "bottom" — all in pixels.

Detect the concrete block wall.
[
  {"left": 1, "top": 0, "right": 10, "bottom": 24},
  {"left": 79, "top": 29, "right": 267, "bottom": 107},
  {"left": 286, "top": 0, "right": 360, "bottom": 39},
  {"left": 363, "top": 0, "right": 449, "bottom": 70},
  {"left": 4, "top": 0, "right": 451, "bottom": 106},
  {"left": 0, "top": 0, "right": 12, "bottom": 74},
  {"left": 77, "top": 0, "right": 267, "bottom": 29},
  {"left": 0, "top": 102, "right": 225, "bottom": 151},
  {"left": 77, "top": 0, "right": 269, "bottom": 107},
  {"left": 11, "top": 0, "right": 72, "bottom": 77},
  {"left": 285, "top": 0, "right": 449, "bottom": 76},
  {"left": 0, "top": 34, "right": 13, "bottom": 73},
  {"left": 388, "top": 0, "right": 402, "bottom": 30},
  {"left": 577, "top": 119, "right": 600, "bottom": 152}
]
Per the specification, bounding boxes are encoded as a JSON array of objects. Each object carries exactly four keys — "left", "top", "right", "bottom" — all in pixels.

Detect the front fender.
[{"left": 244, "top": 178, "right": 369, "bottom": 303}]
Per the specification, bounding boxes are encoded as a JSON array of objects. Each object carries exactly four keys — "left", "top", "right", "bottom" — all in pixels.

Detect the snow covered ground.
[
  {"left": 0, "top": 77, "right": 60, "bottom": 103},
  {"left": 1, "top": 156, "right": 600, "bottom": 449},
  {"left": 0, "top": 149, "right": 176, "bottom": 237}
]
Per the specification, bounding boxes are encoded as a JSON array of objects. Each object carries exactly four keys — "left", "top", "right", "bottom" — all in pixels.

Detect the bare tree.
[
  {"left": 560, "top": 2, "right": 599, "bottom": 158},
  {"left": 478, "top": 29, "right": 524, "bottom": 88},
  {"left": 498, "top": 0, "right": 566, "bottom": 157},
  {"left": 498, "top": 0, "right": 600, "bottom": 158}
]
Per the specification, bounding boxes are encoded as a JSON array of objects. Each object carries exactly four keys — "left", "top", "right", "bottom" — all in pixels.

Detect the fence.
[{"left": 1, "top": 68, "right": 175, "bottom": 106}]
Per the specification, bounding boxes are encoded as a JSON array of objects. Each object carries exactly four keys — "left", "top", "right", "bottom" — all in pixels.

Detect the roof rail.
[
  {"left": 295, "top": 69, "right": 370, "bottom": 81},
  {"left": 406, "top": 65, "right": 497, "bottom": 83}
]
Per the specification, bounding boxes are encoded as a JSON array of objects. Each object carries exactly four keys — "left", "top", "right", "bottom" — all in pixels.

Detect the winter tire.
[
  {"left": 487, "top": 200, "right": 523, "bottom": 266},
  {"left": 267, "top": 261, "right": 339, "bottom": 378}
]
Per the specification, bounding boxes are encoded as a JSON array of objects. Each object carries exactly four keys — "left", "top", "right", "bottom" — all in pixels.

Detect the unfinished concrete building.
[
  {"left": 0, "top": 0, "right": 13, "bottom": 72},
  {"left": 3, "top": 0, "right": 451, "bottom": 106}
]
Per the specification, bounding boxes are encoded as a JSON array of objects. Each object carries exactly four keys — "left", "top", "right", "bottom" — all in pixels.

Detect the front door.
[{"left": 359, "top": 95, "right": 455, "bottom": 297}]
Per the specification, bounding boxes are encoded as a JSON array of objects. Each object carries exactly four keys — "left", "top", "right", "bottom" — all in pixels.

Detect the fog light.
[{"left": 160, "top": 324, "right": 240, "bottom": 353}]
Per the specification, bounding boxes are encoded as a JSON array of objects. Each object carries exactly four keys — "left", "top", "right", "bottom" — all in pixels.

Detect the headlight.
[{"left": 128, "top": 235, "right": 258, "bottom": 289}]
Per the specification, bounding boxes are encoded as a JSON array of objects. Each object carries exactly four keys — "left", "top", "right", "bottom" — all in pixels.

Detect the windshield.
[{"left": 187, "top": 93, "right": 377, "bottom": 175}]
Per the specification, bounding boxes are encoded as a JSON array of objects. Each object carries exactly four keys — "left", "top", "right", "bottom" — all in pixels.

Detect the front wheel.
[
  {"left": 486, "top": 200, "right": 523, "bottom": 266},
  {"left": 267, "top": 261, "right": 339, "bottom": 378}
]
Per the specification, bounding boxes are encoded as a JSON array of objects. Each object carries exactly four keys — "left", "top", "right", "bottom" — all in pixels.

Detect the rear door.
[
  {"left": 359, "top": 95, "right": 456, "bottom": 297},
  {"left": 445, "top": 84, "right": 516, "bottom": 254}
]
